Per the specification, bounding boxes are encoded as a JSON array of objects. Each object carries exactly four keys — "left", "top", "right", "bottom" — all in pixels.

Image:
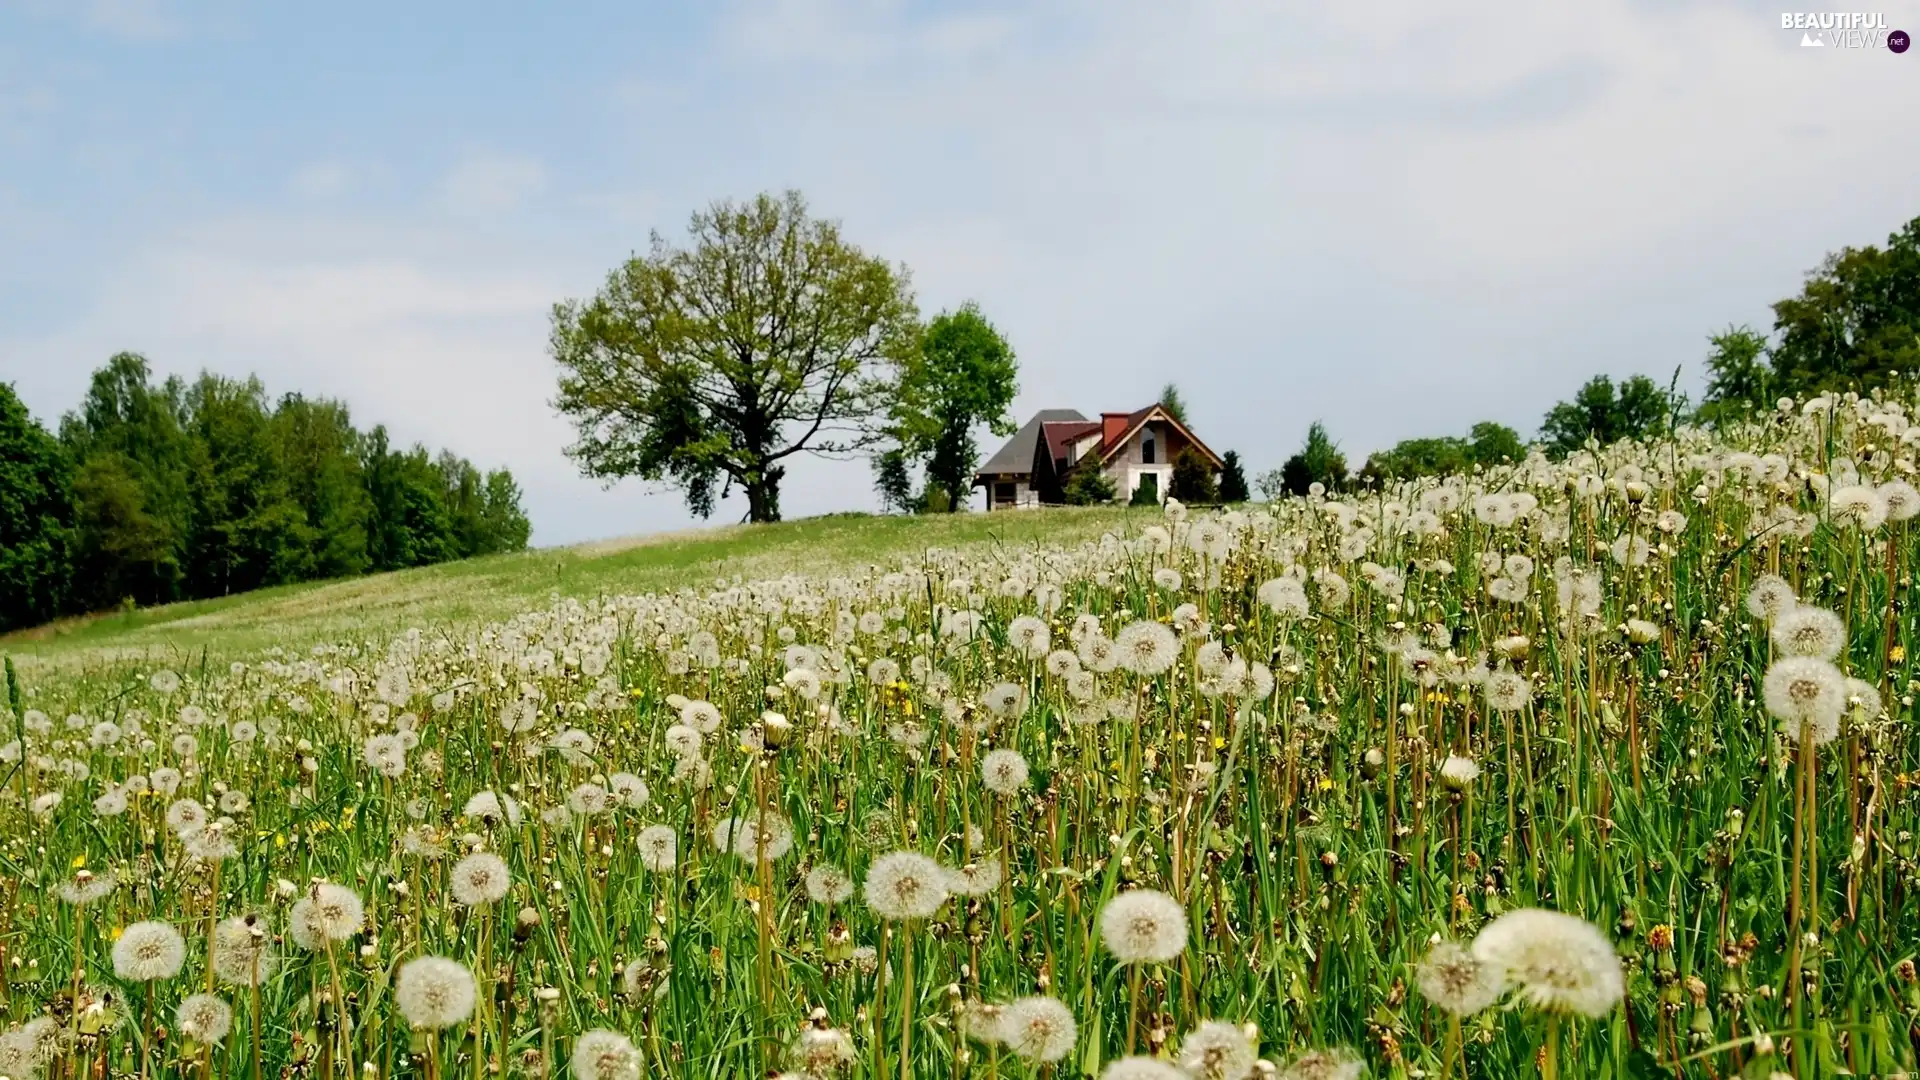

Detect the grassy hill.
[{"left": 2, "top": 506, "right": 1133, "bottom": 673}]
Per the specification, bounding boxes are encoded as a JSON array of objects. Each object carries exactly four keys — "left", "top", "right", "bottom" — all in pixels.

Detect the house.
[{"left": 974, "top": 404, "right": 1223, "bottom": 510}]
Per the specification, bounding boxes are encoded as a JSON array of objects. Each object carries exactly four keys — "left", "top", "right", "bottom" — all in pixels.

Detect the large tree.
[
  {"left": 1769, "top": 215, "right": 1920, "bottom": 395},
  {"left": 1540, "top": 374, "right": 1669, "bottom": 457},
  {"left": 0, "top": 384, "right": 73, "bottom": 629},
  {"left": 1218, "top": 450, "right": 1250, "bottom": 503},
  {"left": 181, "top": 372, "right": 312, "bottom": 596},
  {"left": 267, "top": 393, "right": 374, "bottom": 580},
  {"left": 362, "top": 427, "right": 456, "bottom": 571},
  {"left": 1279, "top": 421, "right": 1348, "bottom": 496},
  {"left": 880, "top": 301, "right": 1018, "bottom": 512},
  {"left": 1158, "top": 383, "right": 1189, "bottom": 427},
  {"left": 551, "top": 190, "right": 920, "bottom": 523},
  {"left": 59, "top": 352, "right": 193, "bottom": 607}
]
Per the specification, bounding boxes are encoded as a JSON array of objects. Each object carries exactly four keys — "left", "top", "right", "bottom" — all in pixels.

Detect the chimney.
[{"left": 1102, "top": 412, "right": 1129, "bottom": 449}]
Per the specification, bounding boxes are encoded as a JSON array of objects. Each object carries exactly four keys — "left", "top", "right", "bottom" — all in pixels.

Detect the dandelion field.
[{"left": 4, "top": 392, "right": 1920, "bottom": 1079}]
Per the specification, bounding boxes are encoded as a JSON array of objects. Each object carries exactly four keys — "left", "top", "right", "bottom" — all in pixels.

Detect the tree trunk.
[{"left": 745, "top": 468, "right": 784, "bottom": 524}]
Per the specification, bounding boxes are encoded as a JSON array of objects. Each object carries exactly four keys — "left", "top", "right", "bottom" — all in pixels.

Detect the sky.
[{"left": 1, "top": 0, "right": 1917, "bottom": 545}]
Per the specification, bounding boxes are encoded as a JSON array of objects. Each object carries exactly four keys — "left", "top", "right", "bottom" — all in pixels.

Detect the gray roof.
[{"left": 976, "top": 409, "right": 1088, "bottom": 479}]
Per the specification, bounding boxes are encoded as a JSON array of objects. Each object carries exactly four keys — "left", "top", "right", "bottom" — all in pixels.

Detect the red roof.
[
  {"left": 1028, "top": 405, "right": 1224, "bottom": 472},
  {"left": 1041, "top": 420, "right": 1101, "bottom": 468},
  {"left": 1095, "top": 405, "right": 1224, "bottom": 468},
  {"left": 1101, "top": 408, "right": 1156, "bottom": 456}
]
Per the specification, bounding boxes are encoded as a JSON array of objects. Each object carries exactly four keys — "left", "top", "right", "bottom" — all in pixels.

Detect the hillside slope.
[{"left": 3, "top": 506, "right": 1131, "bottom": 671}]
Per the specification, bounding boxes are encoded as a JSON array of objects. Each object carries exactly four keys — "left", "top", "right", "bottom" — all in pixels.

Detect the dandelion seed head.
[
  {"left": 863, "top": 851, "right": 949, "bottom": 921},
  {"left": 1277, "top": 1046, "right": 1365, "bottom": 1080},
  {"left": 1745, "top": 574, "right": 1797, "bottom": 621},
  {"left": 1414, "top": 941, "right": 1503, "bottom": 1016},
  {"left": 212, "top": 915, "right": 277, "bottom": 986},
  {"left": 1114, "top": 621, "right": 1179, "bottom": 677},
  {"left": 981, "top": 748, "right": 1030, "bottom": 795},
  {"left": 175, "top": 993, "right": 233, "bottom": 1044},
  {"left": 1438, "top": 756, "right": 1480, "bottom": 789},
  {"left": 1101, "top": 1057, "right": 1186, "bottom": 1080},
  {"left": 451, "top": 852, "right": 512, "bottom": 905},
  {"left": 1483, "top": 669, "right": 1533, "bottom": 712},
  {"left": 944, "top": 857, "right": 1004, "bottom": 897},
  {"left": 288, "top": 883, "right": 365, "bottom": 950},
  {"left": 395, "top": 956, "right": 477, "bottom": 1029},
  {"left": 637, "top": 825, "right": 678, "bottom": 872},
  {"left": 1000, "top": 996, "right": 1077, "bottom": 1063},
  {"left": 111, "top": 921, "right": 185, "bottom": 982},
  {"left": 569, "top": 1029, "right": 641, "bottom": 1080},
  {"left": 1762, "top": 656, "right": 1846, "bottom": 743},
  {"left": 1471, "top": 908, "right": 1624, "bottom": 1018},
  {"left": 1770, "top": 605, "right": 1846, "bottom": 661},
  {"left": 1099, "top": 889, "right": 1188, "bottom": 965},
  {"left": 804, "top": 864, "right": 855, "bottom": 905},
  {"left": 1175, "top": 1020, "right": 1258, "bottom": 1079}
]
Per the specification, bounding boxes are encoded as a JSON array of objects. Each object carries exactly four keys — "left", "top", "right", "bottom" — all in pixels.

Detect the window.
[
  {"left": 1141, "top": 436, "right": 1156, "bottom": 464},
  {"left": 994, "top": 482, "right": 1016, "bottom": 504}
]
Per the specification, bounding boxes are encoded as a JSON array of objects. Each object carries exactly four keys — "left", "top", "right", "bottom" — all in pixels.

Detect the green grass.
[
  {"left": 3, "top": 507, "right": 1134, "bottom": 672},
  {"left": 9, "top": 401, "right": 1918, "bottom": 1080}
]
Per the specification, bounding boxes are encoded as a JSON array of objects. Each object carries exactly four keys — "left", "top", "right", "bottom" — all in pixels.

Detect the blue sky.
[{"left": 2, "top": 0, "right": 1917, "bottom": 544}]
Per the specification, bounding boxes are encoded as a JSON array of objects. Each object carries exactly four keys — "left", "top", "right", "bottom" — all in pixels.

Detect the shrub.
[{"left": 1063, "top": 463, "right": 1117, "bottom": 505}]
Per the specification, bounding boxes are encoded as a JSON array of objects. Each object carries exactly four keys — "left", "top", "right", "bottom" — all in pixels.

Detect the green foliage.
[
  {"left": 872, "top": 448, "right": 916, "bottom": 514},
  {"left": 1253, "top": 468, "right": 1287, "bottom": 503},
  {"left": 1469, "top": 421, "right": 1524, "bottom": 465},
  {"left": 1769, "top": 215, "right": 1920, "bottom": 395},
  {"left": 1128, "top": 478, "right": 1159, "bottom": 506},
  {"left": 1360, "top": 436, "right": 1471, "bottom": 484},
  {"left": 1170, "top": 447, "right": 1217, "bottom": 503},
  {"left": 1360, "top": 421, "right": 1525, "bottom": 484},
  {"left": 1062, "top": 462, "right": 1117, "bottom": 505},
  {"left": 0, "top": 354, "right": 530, "bottom": 628},
  {"left": 267, "top": 394, "right": 373, "bottom": 579},
  {"left": 1540, "top": 374, "right": 1672, "bottom": 457},
  {"left": 364, "top": 428, "right": 456, "bottom": 571},
  {"left": 1158, "top": 383, "right": 1189, "bottom": 426},
  {"left": 59, "top": 353, "right": 193, "bottom": 607},
  {"left": 1218, "top": 450, "right": 1250, "bottom": 503},
  {"left": 881, "top": 301, "right": 1019, "bottom": 513},
  {"left": 551, "top": 190, "right": 920, "bottom": 523},
  {"left": 1697, "top": 325, "right": 1774, "bottom": 424},
  {"left": 181, "top": 372, "right": 312, "bottom": 596},
  {"left": 1280, "top": 421, "right": 1348, "bottom": 496},
  {"left": 0, "top": 384, "right": 73, "bottom": 629}
]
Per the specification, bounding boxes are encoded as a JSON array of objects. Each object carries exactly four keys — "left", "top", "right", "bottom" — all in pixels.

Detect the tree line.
[
  {"left": 0, "top": 353, "right": 530, "bottom": 632},
  {"left": 1270, "top": 212, "right": 1920, "bottom": 494}
]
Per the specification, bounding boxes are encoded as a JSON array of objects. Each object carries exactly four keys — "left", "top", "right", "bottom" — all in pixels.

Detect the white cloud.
[
  {"left": 440, "top": 155, "right": 548, "bottom": 215},
  {"left": 82, "top": 0, "right": 176, "bottom": 38},
  {"left": 289, "top": 162, "right": 353, "bottom": 200},
  {"left": 6, "top": 0, "right": 182, "bottom": 39}
]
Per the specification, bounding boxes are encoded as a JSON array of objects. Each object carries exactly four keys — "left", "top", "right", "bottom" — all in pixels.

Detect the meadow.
[{"left": 1, "top": 390, "right": 1917, "bottom": 1080}]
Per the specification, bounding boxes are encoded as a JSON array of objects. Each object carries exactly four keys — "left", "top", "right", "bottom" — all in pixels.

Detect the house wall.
[
  {"left": 1102, "top": 422, "right": 1174, "bottom": 503},
  {"left": 985, "top": 479, "right": 1039, "bottom": 511}
]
